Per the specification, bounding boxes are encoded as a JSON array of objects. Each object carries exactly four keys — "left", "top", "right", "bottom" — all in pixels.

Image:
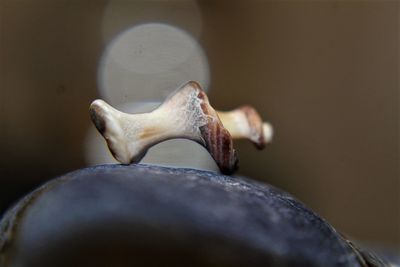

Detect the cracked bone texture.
[{"left": 90, "top": 81, "right": 238, "bottom": 174}]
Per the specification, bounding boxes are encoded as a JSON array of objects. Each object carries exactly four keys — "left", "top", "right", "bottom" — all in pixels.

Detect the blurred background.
[{"left": 0, "top": 0, "right": 399, "bottom": 249}]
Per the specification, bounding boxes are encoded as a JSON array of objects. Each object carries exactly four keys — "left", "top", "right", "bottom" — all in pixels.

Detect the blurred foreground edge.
[{"left": 0, "top": 164, "right": 394, "bottom": 267}]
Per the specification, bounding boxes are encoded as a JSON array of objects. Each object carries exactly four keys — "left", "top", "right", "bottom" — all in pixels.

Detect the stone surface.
[{"left": 0, "top": 164, "right": 389, "bottom": 266}]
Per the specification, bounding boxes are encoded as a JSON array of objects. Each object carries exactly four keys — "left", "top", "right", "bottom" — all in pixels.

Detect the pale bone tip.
[
  {"left": 216, "top": 106, "right": 273, "bottom": 149},
  {"left": 262, "top": 122, "right": 273, "bottom": 143}
]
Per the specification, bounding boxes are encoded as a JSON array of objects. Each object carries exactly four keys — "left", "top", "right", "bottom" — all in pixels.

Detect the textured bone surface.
[{"left": 90, "top": 81, "right": 238, "bottom": 174}]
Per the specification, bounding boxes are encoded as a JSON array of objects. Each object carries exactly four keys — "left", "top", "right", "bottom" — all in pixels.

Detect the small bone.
[
  {"left": 89, "top": 81, "right": 273, "bottom": 174},
  {"left": 90, "top": 81, "right": 238, "bottom": 174},
  {"left": 217, "top": 107, "right": 273, "bottom": 149}
]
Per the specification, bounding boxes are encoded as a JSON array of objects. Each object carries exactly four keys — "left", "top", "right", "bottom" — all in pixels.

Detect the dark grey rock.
[{"left": 0, "top": 164, "right": 389, "bottom": 267}]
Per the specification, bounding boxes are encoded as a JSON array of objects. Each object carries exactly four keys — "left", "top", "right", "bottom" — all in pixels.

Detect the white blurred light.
[
  {"left": 85, "top": 102, "right": 219, "bottom": 172},
  {"left": 98, "top": 23, "right": 210, "bottom": 105},
  {"left": 101, "top": 0, "right": 203, "bottom": 43},
  {"left": 106, "top": 24, "right": 197, "bottom": 74}
]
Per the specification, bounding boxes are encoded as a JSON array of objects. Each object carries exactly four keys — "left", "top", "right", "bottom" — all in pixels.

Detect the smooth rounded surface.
[{"left": 1, "top": 165, "right": 363, "bottom": 266}]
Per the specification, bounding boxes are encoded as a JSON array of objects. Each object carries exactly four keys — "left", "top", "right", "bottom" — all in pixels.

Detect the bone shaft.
[
  {"left": 121, "top": 107, "right": 201, "bottom": 158},
  {"left": 217, "top": 110, "right": 250, "bottom": 139},
  {"left": 123, "top": 111, "right": 178, "bottom": 146}
]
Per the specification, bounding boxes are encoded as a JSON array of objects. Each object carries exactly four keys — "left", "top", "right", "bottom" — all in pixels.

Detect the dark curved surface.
[{"left": 0, "top": 164, "right": 364, "bottom": 266}]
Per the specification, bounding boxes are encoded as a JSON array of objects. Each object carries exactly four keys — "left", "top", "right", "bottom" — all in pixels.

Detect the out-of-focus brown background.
[{"left": 0, "top": 0, "right": 399, "bottom": 248}]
